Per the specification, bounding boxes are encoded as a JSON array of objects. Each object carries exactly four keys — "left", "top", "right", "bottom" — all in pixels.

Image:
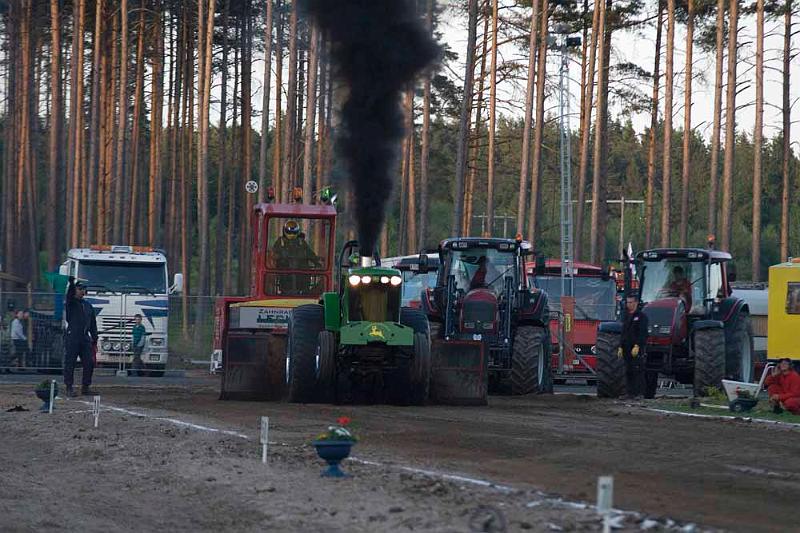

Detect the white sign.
[
  {"left": 235, "top": 306, "right": 291, "bottom": 330},
  {"left": 245, "top": 180, "right": 259, "bottom": 194}
]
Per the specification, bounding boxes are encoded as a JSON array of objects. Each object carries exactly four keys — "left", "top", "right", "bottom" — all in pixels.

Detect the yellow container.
[{"left": 767, "top": 260, "right": 800, "bottom": 360}]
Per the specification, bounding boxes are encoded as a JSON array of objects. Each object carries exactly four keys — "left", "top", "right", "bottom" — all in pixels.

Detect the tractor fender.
[
  {"left": 518, "top": 289, "right": 550, "bottom": 326},
  {"left": 718, "top": 297, "right": 749, "bottom": 324},
  {"left": 692, "top": 319, "right": 724, "bottom": 332},
  {"left": 597, "top": 321, "right": 622, "bottom": 335}
]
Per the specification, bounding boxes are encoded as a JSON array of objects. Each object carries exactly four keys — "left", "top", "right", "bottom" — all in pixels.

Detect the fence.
[{"left": 0, "top": 291, "right": 219, "bottom": 376}]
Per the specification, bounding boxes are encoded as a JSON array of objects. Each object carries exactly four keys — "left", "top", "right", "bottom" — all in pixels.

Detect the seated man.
[
  {"left": 469, "top": 256, "right": 489, "bottom": 290},
  {"left": 764, "top": 358, "right": 800, "bottom": 415},
  {"left": 272, "top": 220, "right": 321, "bottom": 294},
  {"left": 662, "top": 265, "right": 692, "bottom": 311}
]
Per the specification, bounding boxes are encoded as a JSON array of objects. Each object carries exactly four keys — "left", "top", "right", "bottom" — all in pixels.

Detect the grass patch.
[{"left": 649, "top": 397, "right": 800, "bottom": 425}]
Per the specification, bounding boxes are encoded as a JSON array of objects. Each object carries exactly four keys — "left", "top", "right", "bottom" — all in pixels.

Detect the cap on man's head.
[
  {"left": 779, "top": 357, "right": 793, "bottom": 365},
  {"left": 74, "top": 281, "right": 87, "bottom": 289},
  {"left": 625, "top": 290, "right": 639, "bottom": 299}
]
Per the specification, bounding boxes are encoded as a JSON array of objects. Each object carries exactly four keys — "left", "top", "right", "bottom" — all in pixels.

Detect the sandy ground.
[{"left": 0, "top": 379, "right": 796, "bottom": 532}]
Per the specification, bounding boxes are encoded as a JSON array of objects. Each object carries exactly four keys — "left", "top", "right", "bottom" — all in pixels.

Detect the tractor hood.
[{"left": 642, "top": 297, "right": 688, "bottom": 343}]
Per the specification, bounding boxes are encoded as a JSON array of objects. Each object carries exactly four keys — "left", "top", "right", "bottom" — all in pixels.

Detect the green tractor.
[{"left": 286, "top": 240, "right": 432, "bottom": 404}]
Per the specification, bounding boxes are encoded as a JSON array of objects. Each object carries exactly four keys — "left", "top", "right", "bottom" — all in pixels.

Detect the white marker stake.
[
  {"left": 93, "top": 396, "right": 100, "bottom": 428},
  {"left": 597, "top": 475, "right": 613, "bottom": 533},
  {"left": 48, "top": 380, "right": 55, "bottom": 414},
  {"left": 260, "top": 416, "right": 269, "bottom": 464}
]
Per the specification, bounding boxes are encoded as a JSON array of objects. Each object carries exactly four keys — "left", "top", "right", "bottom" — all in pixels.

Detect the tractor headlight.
[
  {"left": 390, "top": 276, "right": 402, "bottom": 286},
  {"left": 348, "top": 275, "right": 361, "bottom": 286},
  {"left": 380, "top": 276, "right": 390, "bottom": 284},
  {"left": 361, "top": 275, "right": 372, "bottom": 284}
]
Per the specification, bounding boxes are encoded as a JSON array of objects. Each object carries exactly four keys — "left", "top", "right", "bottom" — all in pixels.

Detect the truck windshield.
[
  {"left": 78, "top": 261, "right": 167, "bottom": 294},
  {"left": 448, "top": 248, "right": 516, "bottom": 296},
  {"left": 533, "top": 276, "right": 617, "bottom": 321},
  {"left": 640, "top": 259, "right": 706, "bottom": 314}
]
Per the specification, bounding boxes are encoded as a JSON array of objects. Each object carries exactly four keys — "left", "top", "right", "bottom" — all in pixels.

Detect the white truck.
[{"left": 59, "top": 245, "right": 183, "bottom": 376}]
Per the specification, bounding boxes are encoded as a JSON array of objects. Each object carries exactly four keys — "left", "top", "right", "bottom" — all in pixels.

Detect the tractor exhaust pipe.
[{"left": 360, "top": 256, "right": 375, "bottom": 268}]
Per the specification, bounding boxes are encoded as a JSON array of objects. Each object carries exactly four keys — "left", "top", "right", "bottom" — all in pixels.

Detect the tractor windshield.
[
  {"left": 264, "top": 217, "right": 332, "bottom": 296},
  {"left": 448, "top": 248, "right": 516, "bottom": 296},
  {"left": 640, "top": 259, "right": 707, "bottom": 314}
]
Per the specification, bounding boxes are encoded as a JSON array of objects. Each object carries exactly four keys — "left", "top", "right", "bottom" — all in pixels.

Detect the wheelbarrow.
[{"left": 721, "top": 363, "right": 775, "bottom": 413}]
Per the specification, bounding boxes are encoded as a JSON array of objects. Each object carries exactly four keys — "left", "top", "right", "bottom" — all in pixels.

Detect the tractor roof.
[
  {"left": 636, "top": 248, "right": 732, "bottom": 262},
  {"left": 253, "top": 202, "right": 336, "bottom": 219},
  {"left": 440, "top": 237, "right": 531, "bottom": 251}
]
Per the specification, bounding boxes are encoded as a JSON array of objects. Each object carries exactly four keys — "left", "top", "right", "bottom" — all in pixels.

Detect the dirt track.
[{"left": 1, "top": 379, "right": 797, "bottom": 532}]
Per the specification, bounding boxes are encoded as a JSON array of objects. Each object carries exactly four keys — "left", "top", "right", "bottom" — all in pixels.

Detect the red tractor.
[
  {"left": 596, "top": 246, "right": 756, "bottom": 398},
  {"left": 528, "top": 260, "right": 618, "bottom": 383},
  {"left": 212, "top": 199, "right": 337, "bottom": 400},
  {"left": 421, "top": 237, "right": 552, "bottom": 404}
]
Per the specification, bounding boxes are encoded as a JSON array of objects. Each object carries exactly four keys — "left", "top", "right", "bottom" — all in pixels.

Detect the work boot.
[
  {"left": 81, "top": 386, "right": 98, "bottom": 396},
  {"left": 65, "top": 385, "right": 76, "bottom": 398}
]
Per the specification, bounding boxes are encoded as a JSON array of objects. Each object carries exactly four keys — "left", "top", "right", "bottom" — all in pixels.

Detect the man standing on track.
[
  {"left": 64, "top": 278, "right": 98, "bottom": 397},
  {"left": 618, "top": 292, "right": 649, "bottom": 399}
]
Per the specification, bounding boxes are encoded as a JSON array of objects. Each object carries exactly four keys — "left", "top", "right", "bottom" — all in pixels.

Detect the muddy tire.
[
  {"left": 596, "top": 331, "right": 625, "bottom": 398},
  {"left": 287, "top": 304, "right": 324, "bottom": 403},
  {"left": 410, "top": 332, "right": 432, "bottom": 405},
  {"left": 694, "top": 327, "right": 725, "bottom": 397},
  {"left": 316, "top": 330, "right": 338, "bottom": 403},
  {"left": 725, "top": 313, "right": 754, "bottom": 382},
  {"left": 510, "top": 326, "right": 549, "bottom": 395},
  {"left": 400, "top": 307, "right": 430, "bottom": 337}
]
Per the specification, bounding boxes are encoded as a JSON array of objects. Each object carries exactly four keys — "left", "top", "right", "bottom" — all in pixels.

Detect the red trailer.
[
  {"left": 528, "top": 260, "right": 618, "bottom": 383},
  {"left": 211, "top": 200, "right": 337, "bottom": 400}
]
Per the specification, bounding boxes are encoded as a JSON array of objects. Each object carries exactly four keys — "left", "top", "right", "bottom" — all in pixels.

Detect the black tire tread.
[
  {"left": 694, "top": 327, "right": 725, "bottom": 396},
  {"left": 287, "top": 304, "right": 324, "bottom": 403},
  {"left": 725, "top": 312, "right": 754, "bottom": 381},
  {"left": 400, "top": 308, "right": 430, "bottom": 337},
  {"left": 317, "top": 330, "right": 337, "bottom": 403},
  {"left": 511, "top": 326, "right": 546, "bottom": 395},
  {"left": 410, "top": 332, "right": 431, "bottom": 405},
  {"left": 596, "top": 331, "right": 625, "bottom": 398}
]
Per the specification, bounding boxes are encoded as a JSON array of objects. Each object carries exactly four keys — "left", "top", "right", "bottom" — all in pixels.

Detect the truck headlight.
[
  {"left": 113, "top": 342, "right": 122, "bottom": 351},
  {"left": 149, "top": 338, "right": 164, "bottom": 347},
  {"left": 123, "top": 342, "right": 132, "bottom": 352},
  {"left": 102, "top": 342, "right": 112, "bottom": 351}
]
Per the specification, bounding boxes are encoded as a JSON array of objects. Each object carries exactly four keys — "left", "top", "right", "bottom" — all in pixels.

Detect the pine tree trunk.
[
  {"left": 127, "top": 6, "right": 146, "bottom": 245},
  {"left": 406, "top": 88, "right": 417, "bottom": 253},
  {"left": 679, "top": 0, "right": 694, "bottom": 247},
  {"left": 240, "top": 3, "right": 253, "bottom": 293},
  {"left": 148, "top": 7, "right": 164, "bottom": 246},
  {"left": 258, "top": 0, "right": 273, "bottom": 203},
  {"left": 86, "top": 0, "right": 103, "bottom": 246},
  {"left": 215, "top": 1, "right": 230, "bottom": 295},
  {"left": 451, "top": 0, "right": 478, "bottom": 234},
  {"left": 707, "top": 0, "right": 725, "bottom": 239},
  {"left": 302, "top": 24, "right": 319, "bottom": 204},
  {"left": 516, "top": 0, "right": 540, "bottom": 235},
  {"left": 720, "top": 0, "right": 738, "bottom": 252},
  {"left": 644, "top": 1, "right": 663, "bottom": 249},
  {"left": 198, "top": 0, "right": 216, "bottom": 296},
  {"left": 589, "top": 0, "right": 608, "bottom": 264},
  {"left": 272, "top": 0, "right": 284, "bottom": 200},
  {"left": 526, "top": 0, "right": 549, "bottom": 243},
  {"left": 780, "top": 0, "right": 792, "bottom": 261},
  {"left": 575, "top": 0, "right": 601, "bottom": 260},
  {"left": 225, "top": 37, "right": 240, "bottom": 295},
  {"left": 485, "top": 0, "right": 499, "bottom": 238},
  {"left": 660, "top": 0, "right": 675, "bottom": 247},
  {"left": 751, "top": 0, "right": 763, "bottom": 279},
  {"left": 419, "top": 0, "right": 434, "bottom": 247},
  {"left": 47, "top": 0, "right": 62, "bottom": 269},
  {"left": 70, "top": 0, "right": 86, "bottom": 248},
  {"left": 281, "top": 0, "right": 298, "bottom": 202},
  {"left": 114, "top": 0, "right": 129, "bottom": 244}
]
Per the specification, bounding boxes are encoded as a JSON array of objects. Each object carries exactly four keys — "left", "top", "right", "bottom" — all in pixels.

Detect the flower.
[
  {"left": 337, "top": 416, "right": 351, "bottom": 426},
  {"left": 314, "top": 418, "right": 358, "bottom": 442}
]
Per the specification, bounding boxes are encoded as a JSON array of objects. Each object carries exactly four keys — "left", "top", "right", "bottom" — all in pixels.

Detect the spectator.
[
  {"left": 131, "top": 314, "right": 148, "bottom": 376},
  {"left": 9, "top": 310, "right": 27, "bottom": 369},
  {"left": 64, "top": 279, "right": 99, "bottom": 397},
  {"left": 765, "top": 358, "right": 800, "bottom": 415}
]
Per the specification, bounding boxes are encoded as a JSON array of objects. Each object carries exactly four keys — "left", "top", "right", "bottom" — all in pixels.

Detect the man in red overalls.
[{"left": 764, "top": 358, "right": 800, "bottom": 415}]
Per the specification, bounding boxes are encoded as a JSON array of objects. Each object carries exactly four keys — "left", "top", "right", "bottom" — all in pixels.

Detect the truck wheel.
[
  {"left": 400, "top": 307, "right": 430, "bottom": 337},
  {"left": 725, "top": 313, "right": 754, "bottom": 382},
  {"left": 510, "top": 326, "right": 549, "bottom": 395},
  {"left": 410, "top": 332, "right": 432, "bottom": 405},
  {"left": 287, "top": 304, "right": 324, "bottom": 403},
  {"left": 596, "top": 331, "right": 624, "bottom": 398},
  {"left": 694, "top": 327, "right": 725, "bottom": 396},
  {"left": 317, "top": 330, "right": 338, "bottom": 403}
]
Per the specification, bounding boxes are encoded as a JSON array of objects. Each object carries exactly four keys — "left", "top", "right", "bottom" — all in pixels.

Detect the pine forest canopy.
[{"left": 0, "top": 0, "right": 796, "bottom": 298}]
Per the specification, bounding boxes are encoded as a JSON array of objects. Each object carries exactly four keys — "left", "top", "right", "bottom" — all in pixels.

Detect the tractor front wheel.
[
  {"left": 596, "top": 331, "right": 625, "bottom": 398},
  {"left": 694, "top": 327, "right": 726, "bottom": 396},
  {"left": 510, "top": 326, "right": 551, "bottom": 395},
  {"left": 316, "top": 330, "right": 338, "bottom": 403},
  {"left": 287, "top": 304, "right": 324, "bottom": 403},
  {"left": 400, "top": 307, "right": 430, "bottom": 337},
  {"left": 409, "top": 332, "right": 432, "bottom": 405}
]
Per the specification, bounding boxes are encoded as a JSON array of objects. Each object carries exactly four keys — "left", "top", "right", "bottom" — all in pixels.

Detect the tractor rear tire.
[
  {"left": 287, "top": 304, "right": 324, "bottom": 403},
  {"left": 596, "top": 331, "right": 625, "bottom": 398},
  {"left": 317, "top": 330, "right": 338, "bottom": 404},
  {"left": 400, "top": 307, "right": 430, "bottom": 337},
  {"left": 694, "top": 327, "right": 726, "bottom": 397},
  {"left": 510, "top": 326, "right": 549, "bottom": 395},
  {"left": 410, "top": 332, "right": 432, "bottom": 405},
  {"left": 725, "top": 313, "right": 754, "bottom": 382}
]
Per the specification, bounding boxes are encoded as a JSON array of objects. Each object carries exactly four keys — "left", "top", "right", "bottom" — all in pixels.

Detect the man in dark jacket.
[
  {"left": 64, "top": 279, "right": 98, "bottom": 397},
  {"left": 618, "top": 293, "right": 649, "bottom": 399}
]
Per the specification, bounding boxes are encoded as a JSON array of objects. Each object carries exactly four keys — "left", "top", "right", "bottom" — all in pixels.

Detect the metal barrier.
[{"left": 0, "top": 292, "right": 220, "bottom": 377}]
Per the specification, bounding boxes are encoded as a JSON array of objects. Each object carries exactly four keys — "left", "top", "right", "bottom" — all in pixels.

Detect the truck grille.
[{"left": 100, "top": 316, "right": 135, "bottom": 333}]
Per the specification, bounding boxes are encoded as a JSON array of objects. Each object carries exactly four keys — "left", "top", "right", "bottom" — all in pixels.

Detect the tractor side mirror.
[
  {"left": 417, "top": 254, "right": 430, "bottom": 273},
  {"left": 535, "top": 254, "right": 546, "bottom": 276},
  {"left": 727, "top": 263, "right": 737, "bottom": 283}
]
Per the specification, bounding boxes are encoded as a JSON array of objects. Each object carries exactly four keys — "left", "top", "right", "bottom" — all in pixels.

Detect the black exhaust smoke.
[{"left": 301, "top": 0, "right": 438, "bottom": 257}]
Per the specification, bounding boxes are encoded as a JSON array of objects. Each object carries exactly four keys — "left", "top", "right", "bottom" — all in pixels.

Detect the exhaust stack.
[{"left": 360, "top": 256, "right": 375, "bottom": 268}]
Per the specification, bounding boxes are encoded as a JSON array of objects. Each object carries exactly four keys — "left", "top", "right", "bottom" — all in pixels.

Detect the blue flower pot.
[{"left": 312, "top": 440, "right": 355, "bottom": 478}]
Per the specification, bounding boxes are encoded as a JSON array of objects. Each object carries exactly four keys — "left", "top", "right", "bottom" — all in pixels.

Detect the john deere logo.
[{"left": 368, "top": 324, "right": 386, "bottom": 340}]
